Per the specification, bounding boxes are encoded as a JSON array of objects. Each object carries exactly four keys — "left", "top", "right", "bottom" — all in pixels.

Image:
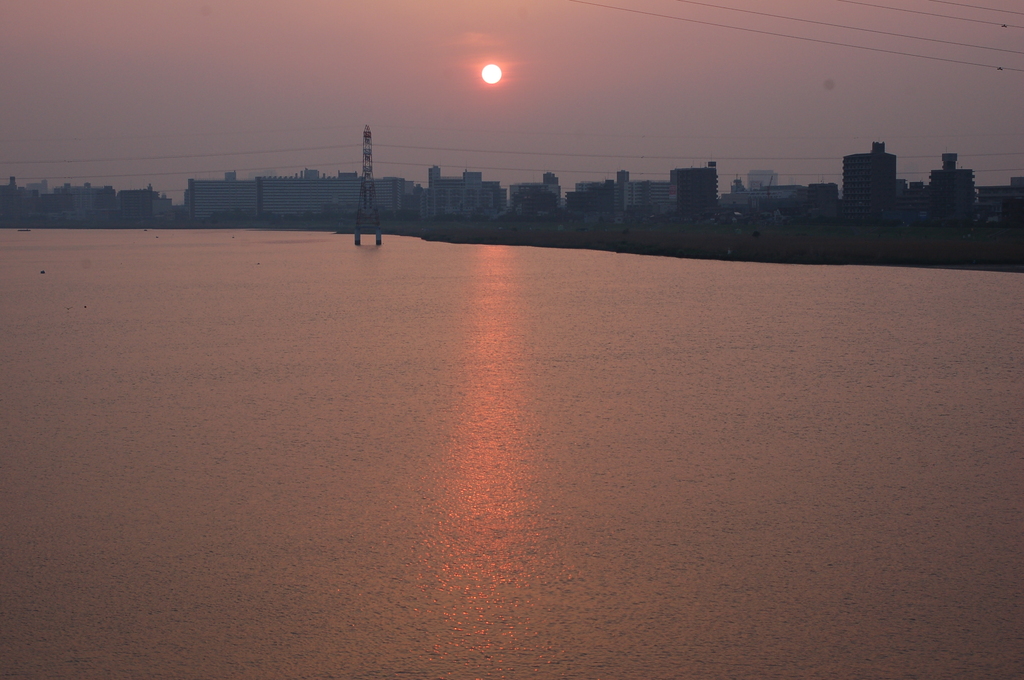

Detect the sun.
[{"left": 482, "top": 64, "right": 502, "bottom": 84}]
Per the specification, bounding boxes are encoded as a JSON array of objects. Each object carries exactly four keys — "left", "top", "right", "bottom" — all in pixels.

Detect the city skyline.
[{"left": 2, "top": 0, "right": 1022, "bottom": 203}]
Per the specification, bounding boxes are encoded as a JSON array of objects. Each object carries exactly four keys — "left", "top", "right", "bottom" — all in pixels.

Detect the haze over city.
[
  {"left": 5, "top": 3, "right": 1024, "bottom": 679},
  {"left": 2, "top": 0, "right": 1022, "bottom": 202}
]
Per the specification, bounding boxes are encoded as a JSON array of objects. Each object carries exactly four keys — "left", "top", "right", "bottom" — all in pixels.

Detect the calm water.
[{"left": 1, "top": 229, "right": 1022, "bottom": 679}]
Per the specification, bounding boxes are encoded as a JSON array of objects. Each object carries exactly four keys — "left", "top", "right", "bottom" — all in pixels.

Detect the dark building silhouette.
[
  {"left": 842, "top": 142, "right": 897, "bottom": 220},
  {"left": 258, "top": 172, "right": 361, "bottom": 216},
  {"left": 671, "top": 162, "right": 718, "bottom": 220},
  {"left": 119, "top": 187, "right": 156, "bottom": 220},
  {"left": 37, "top": 192, "right": 75, "bottom": 215},
  {"left": 422, "top": 166, "right": 506, "bottom": 218},
  {"left": 895, "top": 179, "right": 930, "bottom": 213},
  {"left": 53, "top": 182, "right": 118, "bottom": 219},
  {"left": 0, "top": 177, "right": 27, "bottom": 219},
  {"left": 928, "top": 153, "right": 975, "bottom": 220},
  {"left": 509, "top": 173, "right": 560, "bottom": 217},
  {"left": 614, "top": 170, "right": 630, "bottom": 214},
  {"left": 1004, "top": 198, "right": 1024, "bottom": 227},
  {"left": 566, "top": 180, "right": 615, "bottom": 218},
  {"left": 624, "top": 179, "right": 673, "bottom": 215},
  {"left": 807, "top": 183, "right": 839, "bottom": 218},
  {"left": 976, "top": 178, "right": 1024, "bottom": 224},
  {"left": 188, "top": 174, "right": 258, "bottom": 219},
  {"left": 373, "top": 177, "right": 414, "bottom": 213}
]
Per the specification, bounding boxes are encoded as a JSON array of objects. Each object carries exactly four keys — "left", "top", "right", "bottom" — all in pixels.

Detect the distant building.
[
  {"left": 807, "top": 183, "right": 839, "bottom": 218},
  {"left": 509, "top": 173, "right": 561, "bottom": 217},
  {"left": 256, "top": 172, "right": 361, "bottom": 216},
  {"left": 188, "top": 170, "right": 411, "bottom": 218},
  {"left": 614, "top": 170, "right": 630, "bottom": 214},
  {"left": 25, "top": 179, "right": 49, "bottom": 195},
  {"left": 843, "top": 142, "right": 897, "bottom": 220},
  {"left": 188, "top": 174, "right": 258, "bottom": 219},
  {"left": 0, "top": 177, "right": 28, "bottom": 219},
  {"left": 565, "top": 180, "right": 615, "bottom": 219},
  {"left": 895, "top": 179, "right": 930, "bottom": 213},
  {"left": 422, "top": 166, "right": 506, "bottom": 218},
  {"left": 625, "top": 179, "right": 673, "bottom": 215},
  {"left": 976, "top": 179, "right": 1024, "bottom": 224},
  {"left": 1004, "top": 198, "right": 1024, "bottom": 226},
  {"left": 374, "top": 177, "right": 414, "bottom": 213},
  {"left": 670, "top": 162, "right": 718, "bottom": 219},
  {"left": 119, "top": 186, "right": 157, "bottom": 220},
  {"left": 0, "top": 175, "right": 20, "bottom": 218},
  {"left": 720, "top": 184, "right": 808, "bottom": 214},
  {"left": 36, "top": 192, "right": 75, "bottom": 216},
  {"left": 53, "top": 182, "right": 117, "bottom": 219},
  {"left": 928, "top": 153, "right": 974, "bottom": 220},
  {"left": 747, "top": 169, "right": 778, "bottom": 191}
]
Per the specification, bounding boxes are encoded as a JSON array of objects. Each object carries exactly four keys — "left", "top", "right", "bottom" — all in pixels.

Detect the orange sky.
[{"left": 1, "top": 0, "right": 1022, "bottom": 199}]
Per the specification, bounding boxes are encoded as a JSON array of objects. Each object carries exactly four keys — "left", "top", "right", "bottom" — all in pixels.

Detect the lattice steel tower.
[{"left": 355, "top": 124, "right": 381, "bottom": 245}]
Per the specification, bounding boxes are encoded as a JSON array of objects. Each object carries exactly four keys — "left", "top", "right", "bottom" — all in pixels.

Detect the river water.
[{"left": 1, "top": 229, "right": 1021, "bottom": 679}]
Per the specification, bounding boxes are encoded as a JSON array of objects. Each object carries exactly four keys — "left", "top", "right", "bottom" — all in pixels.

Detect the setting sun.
[{"left": 481, "top": 64, "right": 502, "bottom": 84}]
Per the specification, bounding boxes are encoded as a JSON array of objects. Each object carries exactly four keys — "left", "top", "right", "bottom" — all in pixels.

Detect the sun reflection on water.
[{"left": 418, "top": 246, "right": 560, "bottom": 675}]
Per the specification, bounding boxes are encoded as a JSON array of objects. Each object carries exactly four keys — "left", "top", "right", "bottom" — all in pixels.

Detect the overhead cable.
[
  {"left": 4, "top": 143, "right": 1021, "bottom": 167},
  {"left": 567, "top": 1, "right": 1023, "bottom": 71},
  {"left": 2, "top": 144, "right": 361, "bottom": 166},
  {"left": 377, "top": 143, "right": 1024, "bottom": 162},
  {"left": 837, "top": 0, "right": 1023, "bottom": 29},
  {"left": 928, "top": 0, "right": 1024, "bottom": 17},
  {"left": 669, "top": 0, "right": 1024, "bottom": 55}
]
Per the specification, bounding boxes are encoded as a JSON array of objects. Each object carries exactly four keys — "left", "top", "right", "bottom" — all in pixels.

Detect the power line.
[
  {"left": 4, "top": 142, "right": 1021, "bottom": 167},
  {"left": 667, "top": 0, "right": 1024, "bottom": 55},
  {"left": 0, "top": 125, "right": 367, "bottom": 145},
  {"left": 5, "top": 122, "right": 1024, "bottom": 147},
  {"left": 928, "top": 0, "right": 1024, "bottom": 17},
  {"left": 567, "top": 1, "right": 1023, "bottom": 71},
  {"left": 11, "top": 163, "right": 351, "bottom": 183},
  {"left": 837, "top": 0, "right": 1023, "bottom": 29},
  {"left": 1, "top": 143, "right": 361, "bottom": 166},
  {"left": 379, "top": 143, "right": 1024, "bottom": 162}
]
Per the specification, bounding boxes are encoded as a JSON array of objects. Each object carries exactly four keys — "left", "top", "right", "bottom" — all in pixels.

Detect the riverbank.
[
  {"left": 388, "top": 222, "right": 1024, "bottom": 270},
  {"left": 6, "top": 220, "right": 1024, "bottom": 269}
]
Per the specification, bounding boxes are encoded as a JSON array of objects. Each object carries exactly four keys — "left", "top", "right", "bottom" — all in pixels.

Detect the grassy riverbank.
[{"left": 387, "top": 221, "right": 1024, "bottom": 269}]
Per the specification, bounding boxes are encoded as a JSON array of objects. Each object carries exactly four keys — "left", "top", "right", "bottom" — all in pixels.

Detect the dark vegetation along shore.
[
  {"left": 388, "top": 221, "right": 1024, "bottom": 270},
  {"left": 6, "top": 220, "right": 1024, "bottom": 270}
]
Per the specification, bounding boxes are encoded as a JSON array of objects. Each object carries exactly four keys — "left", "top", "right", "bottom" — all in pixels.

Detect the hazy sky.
[{"left": 2, "top": 0, "right": 1022, "bottom": 200}]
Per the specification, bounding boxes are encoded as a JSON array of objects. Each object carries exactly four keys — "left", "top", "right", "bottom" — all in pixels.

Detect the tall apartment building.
[
  {"left": 928, "top": 153, "right": 975, "bottom": 220},
  {"left": 188, "top": 170, "right": 413, "bottom": 218},
  {"left": 374, "top": 177, "right": 414, "bottom": 213},
  {"left": 842, "top": 142, "right": 897, "bottom": 220},
  {"left": 670, "top": 162, "right": 718, "bottom": 219},
  {"left": 422, "top": 166, "right": 506, "bottom": 218},
  {"left": 188, "top": 174, "right": 257, "bottom": 219},
  {"left": 565, "top": 180, "right": 615, "bottom": 217},
  {"left": 118, "top": 186, "right": 159, "bottom": 220},
  {"left": 256, "top": 172, "right": 361, "bottom": 216},
  {"left": 52, "top": 182, "right": 118, "bottom": 218},
  {"left": 509, "top": 172, "right": 561, "bottom": 217}
]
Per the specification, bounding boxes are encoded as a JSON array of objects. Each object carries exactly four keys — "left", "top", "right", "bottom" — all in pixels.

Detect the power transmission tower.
[{"left": 355, "top": 124, "right": 380, "bottom": 246}]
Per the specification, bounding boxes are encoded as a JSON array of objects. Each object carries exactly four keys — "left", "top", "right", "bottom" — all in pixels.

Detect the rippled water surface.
[{"left": 2, "top": 229, "right": 1022, "bottom": 679}]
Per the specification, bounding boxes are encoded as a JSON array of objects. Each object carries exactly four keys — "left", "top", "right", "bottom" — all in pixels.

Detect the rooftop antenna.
[{"left": 355, "top": 124, "right": 380, "bottom": 246}]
